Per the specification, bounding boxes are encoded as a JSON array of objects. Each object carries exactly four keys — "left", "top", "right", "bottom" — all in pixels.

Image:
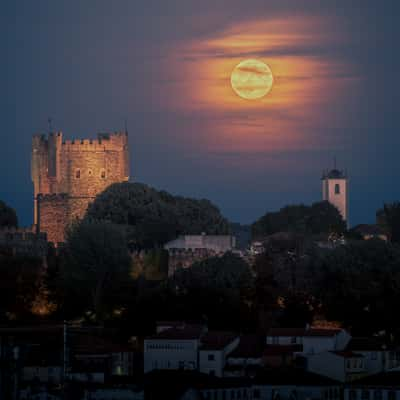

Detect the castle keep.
[{"left": 31, "top": 131, "right": 129, "bottom": 244}]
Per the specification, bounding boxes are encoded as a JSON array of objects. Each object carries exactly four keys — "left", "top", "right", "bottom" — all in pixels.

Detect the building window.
[
  {"left": 291, "top": 337, "right": 297, "bottom": 344},
  {"left": 88, "top": 169, "right": 93, "bottom": 176},
  {"left": 75, "top": 169, "right": 81, "bottom": 179},
  {"left": 208, "top": 354, "right": 215, "bottom": 361},
  {"left": 100, "top": 169, "right": 106, "bottom": 179},
  {"left": 371, "top": 352, "right": 377, "bottom": 360},
  {"left": 253, "top": 389, "right": 260, "bottom": 399},
  {"left": 335, "top": 183, "right": 340, "bottom": 194},
  {"left": 388, "top": 391, "right": 396, "bottom": 400}
]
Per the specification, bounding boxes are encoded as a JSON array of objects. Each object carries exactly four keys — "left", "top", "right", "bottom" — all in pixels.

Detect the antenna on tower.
[{"left": 48, "top": 117, "right": 53, "bottom": 133}]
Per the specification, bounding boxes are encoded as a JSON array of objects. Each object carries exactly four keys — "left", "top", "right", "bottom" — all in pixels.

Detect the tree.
[
  {"left": 252, "top": 201, "right": 346, "bottom": 239},
  {"left": 171, "top": 252, "right": 253, "bottom": 290},
  {"left": 0, "top": 200, "right": 18, "bottom": 228},
  {"left": 62, "top": 221, "right": 131, "bottom": 317},
  {"left": 0, "top": 254, "right": 42, "bottom": 319},
  {"left": 378, "top": 202, "right": 400, "bottom": 243},
  {"left": 309, "top": 239, "right": 400, "bottom": 336},
  {"left": 85, "top": 182, "right": 230, "bottom": 250}
]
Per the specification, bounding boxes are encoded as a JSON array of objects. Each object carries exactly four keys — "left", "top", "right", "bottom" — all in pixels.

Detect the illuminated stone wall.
[{"left": 32, "top": 132, "right": 130, "bottom": 244}]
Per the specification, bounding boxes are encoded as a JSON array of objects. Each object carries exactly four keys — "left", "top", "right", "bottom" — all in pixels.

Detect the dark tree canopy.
[
  {"left": 62, "top": 221, "right": 131, "bottom": 317},
  {"left": 171, "top": 252, "right": 253, "bottom": 290},
  {"left": 0, "top": 200, "right": 18, "bottom": 228},
  {"left": 86, "top": 182, "right": 230, "bottom": 249},
  {"left": 309, "top": 239, "right": 400, "bottom": 335},
  {"left": 377, "top": 202, "right": 400, "bottom": 244},
  {"left": 252, "top": 201, "right": 346, "bottom": 239}
]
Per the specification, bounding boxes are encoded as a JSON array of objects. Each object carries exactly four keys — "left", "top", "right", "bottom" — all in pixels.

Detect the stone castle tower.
[
  {"left": 322, "top": 166, "right": 348, "bottom": 226},
  {"left": 31, "top": 131, "right": 129, "bottom": 244}
]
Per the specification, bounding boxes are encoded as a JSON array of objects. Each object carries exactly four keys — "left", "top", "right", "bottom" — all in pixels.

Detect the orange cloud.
[{"left": 154, "top": 15, "right": 360, "bottom": 154}]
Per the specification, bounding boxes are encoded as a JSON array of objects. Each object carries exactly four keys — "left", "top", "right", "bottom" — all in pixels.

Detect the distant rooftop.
[
  {"left": 200, "top": 331, "right": 237, "bottom": 351},
  {"left": 147, "top": 324, "right": 204, "bottom": 341}
]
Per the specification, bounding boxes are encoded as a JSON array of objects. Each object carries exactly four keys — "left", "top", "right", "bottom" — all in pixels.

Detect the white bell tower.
[{"left": 322, "top": 162, "right": 348, "bottom": 227}]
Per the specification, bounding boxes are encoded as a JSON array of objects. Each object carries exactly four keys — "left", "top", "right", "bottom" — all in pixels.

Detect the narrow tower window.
[
  {"left": 334, "top": 183, "right": 340, "bottom": 194},
  {"left": 100, "top": 169, "right": 106, "bottom": 179},
  {"left": 75, "top": 169, "right": 81, "bottom": 179}
]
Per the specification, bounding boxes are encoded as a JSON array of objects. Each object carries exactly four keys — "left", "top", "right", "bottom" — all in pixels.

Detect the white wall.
[
  {"left": 199, "top": 337, "right": 239, "bottom": 377},
  {"left": 303, "top": 331, "right": 351, "bottom": 354},
  {"left": 144, "top": 339, "right": 199, "bottom": 373}
]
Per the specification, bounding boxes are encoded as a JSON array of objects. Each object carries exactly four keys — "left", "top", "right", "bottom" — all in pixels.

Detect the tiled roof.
[
  {"left": 71, "top": 333, "right": 132, "bottom": 354},
  {"left": 228, "top": 334, "right": 265, "bottom": 359},
  {"left": 267, "top": 328, "right": 307, "bottom": 337},
  {"left": 147, "top": 325, "right": 204, "bottom": 341},
  {"left": 200, "top": 331, "right": 237, "bottom": 351}
]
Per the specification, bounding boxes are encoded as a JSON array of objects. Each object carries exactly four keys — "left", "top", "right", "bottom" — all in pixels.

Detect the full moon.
[{"left": 231, "top": 59, "right": 273, "bottom": 100}]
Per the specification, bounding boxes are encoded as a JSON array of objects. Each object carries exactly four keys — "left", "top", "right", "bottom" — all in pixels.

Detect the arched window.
[
  {"left": 75, "top": 169, "right": 80, "bottom": 179},
  {"left": 335, "top": 183, "right": 340, "bottom": 194},
  {"left": 100, "top": 169, "right": 106, "bottom": 179},
  {"left": 88, "top": 169, "right": 93, "bottom": 176}
]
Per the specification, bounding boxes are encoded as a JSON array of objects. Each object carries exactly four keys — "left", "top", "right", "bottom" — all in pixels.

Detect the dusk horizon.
[{"left": 3, "top": 0, "right": 400, "bottom": 228}]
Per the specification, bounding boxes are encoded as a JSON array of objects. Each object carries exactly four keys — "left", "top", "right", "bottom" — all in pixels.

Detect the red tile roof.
[
  {"left": 147, "top": 325, "right": 204, "bottom": 341},
  {"left": 228, "top": 335, "right": 265, "bottom": 359},
  {"left": 200, "top": 331, "right": 238, "bottom": 351},
  {"left": 267, "top": 328, "right": 306, "bottom": 337}
]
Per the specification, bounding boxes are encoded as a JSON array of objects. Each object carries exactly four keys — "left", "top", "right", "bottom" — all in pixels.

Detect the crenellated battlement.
[{"left": 31, "top": 129, "right": 130, "bottom": 244}]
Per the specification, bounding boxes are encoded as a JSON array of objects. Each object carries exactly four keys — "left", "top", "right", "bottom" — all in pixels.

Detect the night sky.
[{"left": 3, "top": 1, "right": 400, "bottom": 227}]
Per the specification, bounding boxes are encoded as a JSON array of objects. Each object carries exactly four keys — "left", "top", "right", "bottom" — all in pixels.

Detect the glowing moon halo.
[{"left": 231, "top": 59, "right": 273, "bottom": 100}]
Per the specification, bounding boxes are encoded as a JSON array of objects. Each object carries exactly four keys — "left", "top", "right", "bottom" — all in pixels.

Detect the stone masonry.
[{"left": 31, "top": 131, "right": 130, "bottom": 244}]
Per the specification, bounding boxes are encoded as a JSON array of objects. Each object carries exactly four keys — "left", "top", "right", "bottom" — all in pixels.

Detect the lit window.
[
  {"left": 335, "top": 184, "right": 340, "bottom": 194},
  {"left": 76, "top": 169, "right": 80, "bottom": 179}
]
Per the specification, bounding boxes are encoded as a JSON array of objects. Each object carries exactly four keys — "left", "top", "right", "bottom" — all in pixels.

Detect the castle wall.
[
  {"left": 37, "top": 194, "right": 70, "bottom": 245},
  {"left": 32, "top": 132, "right": 130, "bottom": 244}
]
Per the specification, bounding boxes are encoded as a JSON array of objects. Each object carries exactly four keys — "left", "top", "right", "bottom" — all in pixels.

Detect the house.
[
  {"left": 307, "top": 350, "right": 367, "bottom": 382},
  {"left": 346, "top": 337, "right": 400, "bottom": 374},
  {"left": 69, "top": 333, "right": 135, "bottom": 382},
  {"left": 266, "top": 327, "right": 351, "bottom": 354},
  {"left": 263, "top": 344, "right": 303, "bottom": 368},
  {"left": 225, "top": 335, "right": 264, "bottom": 378},
  {"left": 253, "top": 368, "right": 341, "bottom": 400},
  {"left": 303, "top": 328, "right": 351, "bottom": 354},
  {"left": 199, "top": 331, "right": 239, "bottom": 377},
  {"left": 144, "top": 324, "right": 205, "bottom": 373},
  {"left": 344, "top": 371, "right": 400, "bottom": 400},
  {"left": 164, "top": 234, "right": 236, "bottom": 276},
  {"left": 266, "top": 328, "right": 306, "bottom": 346},
  {"left": 82, "top": 383, "right": 144, "bottom": 400}
]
